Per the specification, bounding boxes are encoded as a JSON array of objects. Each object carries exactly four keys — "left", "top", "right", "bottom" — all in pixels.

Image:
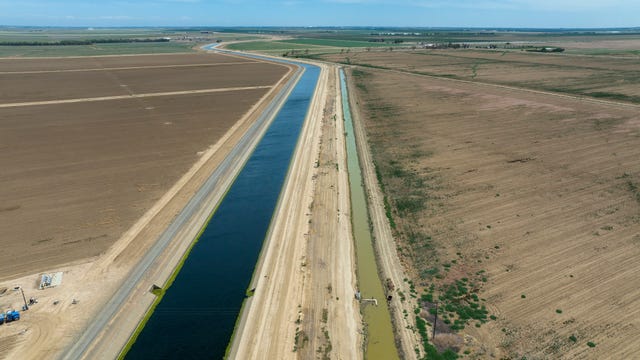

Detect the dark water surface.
[{"left": 125, "top": 63, "right": 320, "bottom": 360}]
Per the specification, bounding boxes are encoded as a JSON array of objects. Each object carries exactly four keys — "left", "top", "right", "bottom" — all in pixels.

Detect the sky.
[{"left": 0, "top": 0, "right": 638, "bottom": 28}]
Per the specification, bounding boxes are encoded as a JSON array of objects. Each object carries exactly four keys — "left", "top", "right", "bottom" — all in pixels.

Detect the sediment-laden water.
[{"left": 340, "top": 68, "right": 400, "bottom": 360}]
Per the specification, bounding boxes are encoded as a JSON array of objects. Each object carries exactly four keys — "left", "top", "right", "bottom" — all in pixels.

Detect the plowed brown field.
[
  {"left": 0, "top": 63, "right": 283, "bottom": 103},
  {"left": 347, "top": 66, "right": 640, "bottom": 359},
  {"left": 0, "top": 53, "right": 289, "bottom": 280},
  {"left": 0, "top": 53, "right": 246, "bottom": 72}
]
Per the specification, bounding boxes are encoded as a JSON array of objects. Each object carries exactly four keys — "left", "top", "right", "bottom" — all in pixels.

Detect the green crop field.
[
  {"left": 281, "top": 38, "right": 403, "bottom": 48},
  {"left": 225, "top": 41, "right": 323, "bottom": 51}
]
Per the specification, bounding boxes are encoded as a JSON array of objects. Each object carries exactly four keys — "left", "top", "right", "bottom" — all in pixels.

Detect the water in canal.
[
  {"left": 125, "top": 64, "right": 320, "bottom": 359},
  {"left": 340, "top": 69, "right": 400, "bottom": 360}
]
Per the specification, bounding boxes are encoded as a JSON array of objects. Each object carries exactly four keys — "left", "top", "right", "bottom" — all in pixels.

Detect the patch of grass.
[
  {"left": 426, "top": 279, "right": 491, "bottom": 331},
  {"left": 395, "top": 196, "right": 426, "bottom": 214},
  {"left": 322, "top": 331, "right": 333, "bottom": 358},
  {"left": 470, "top": 63, "right": 479, "bottom": 79},
  {"left": 416, "top": 316, "right": 459, "bottom": 360},
  {"left": 589, "top": 91, "right": 640, "bottom": 103},
  {"left": 383, "top": 195, "right": 396, "bottom": 229},
  {"left": 293, "top": 328, "right": 309, "bottom": 352},
  {"left": 626, "top": 180, "right": 640, "bottom": 204},
  {"left": 282, "top": 38, "right": 401, "bottom": 48},
  {"left": 226, "top": 41, "right": 315, "bottom": 51}
]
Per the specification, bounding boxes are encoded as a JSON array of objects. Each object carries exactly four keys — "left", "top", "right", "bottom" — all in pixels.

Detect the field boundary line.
[
  {"left": 0, "top": 61, "right": 260, "bottom": 74},
  {"left": 0, "top": 86, "right": 272, "bottom": 108}
]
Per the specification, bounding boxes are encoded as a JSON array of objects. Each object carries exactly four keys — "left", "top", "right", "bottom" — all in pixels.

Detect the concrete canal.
[
  {"left": 340, "top": 69, "right": 400, "bottom": 360},
  {"left": 124, "top": 61, "right": 320, "bottom": 359}
]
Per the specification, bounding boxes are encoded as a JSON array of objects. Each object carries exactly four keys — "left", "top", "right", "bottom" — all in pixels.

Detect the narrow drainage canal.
[
  {"left": 125, "top": 63, "right": 320, "bottom": 359},
  {"left": 340, "top": 69, "right": 400, "bottom": 360}
]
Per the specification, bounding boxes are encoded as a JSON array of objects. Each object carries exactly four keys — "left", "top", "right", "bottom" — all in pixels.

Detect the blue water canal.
[{"left": 125, "top": 60, "right": 320, "bottom": 359}]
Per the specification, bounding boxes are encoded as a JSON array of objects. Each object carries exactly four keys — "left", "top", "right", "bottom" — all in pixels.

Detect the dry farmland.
[
  {"left": 324, "top": 49, "right": 640, "bottom": 103},
  {"left": 346, "top": 65, "right": 640, "bottom": 359},
  {"left": 0, "top": 53, "right": 290, "bottom": 280}
]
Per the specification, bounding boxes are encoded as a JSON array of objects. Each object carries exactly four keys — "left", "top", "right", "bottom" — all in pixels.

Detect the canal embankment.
[
  {"left": 123, "top": 58, "right": 321, "bottom": 359},
  {"left": 59, "top": 52, "right": 303, "bottom": 360},
  {"left": 343, "top": 66, "right": 423, "bottom": 359},
  {"left": 340, "top": 69, "right": 401, "bottom": 360}
]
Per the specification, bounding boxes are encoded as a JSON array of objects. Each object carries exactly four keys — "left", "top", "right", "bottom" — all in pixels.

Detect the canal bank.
[
  {"left": 340, "top": 69, "right": 400, "bottom": 360},
  {"left": 122, "top": 56, "right": 321, "bottom": 358},
  {"left": 342, "top": 66, "right": 424, "bottom": 359}
]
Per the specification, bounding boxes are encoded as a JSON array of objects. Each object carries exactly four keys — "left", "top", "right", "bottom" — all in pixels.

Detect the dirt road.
[{"left": 229, "top": 61, "right": 364, "bottom": 359}]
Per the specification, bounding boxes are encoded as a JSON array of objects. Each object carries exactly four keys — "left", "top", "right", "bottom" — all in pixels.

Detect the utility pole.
[
  {"left": 19, "top": 287, "right": 28, "bottom": 310},
  {"left": 432, "top": 302, "right": 438, "bottom": 340}
]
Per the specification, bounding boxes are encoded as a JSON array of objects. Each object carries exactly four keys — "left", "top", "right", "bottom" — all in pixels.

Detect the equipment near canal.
[{"left": 4, "top": 310, "right": 20, "bottom": 323}]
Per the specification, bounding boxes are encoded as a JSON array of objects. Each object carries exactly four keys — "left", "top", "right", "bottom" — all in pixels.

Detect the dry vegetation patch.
[
  {"left": 324, "top": 50, "right": 640, "bottom": 104},
  {"left": 348, "top": 67, "right": 640, "bottom": 359}
]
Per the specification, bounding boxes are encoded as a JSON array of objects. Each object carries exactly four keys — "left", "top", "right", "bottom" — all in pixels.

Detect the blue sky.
[{"left": 0, "top": 0, "right": 638, "bottom": 28}]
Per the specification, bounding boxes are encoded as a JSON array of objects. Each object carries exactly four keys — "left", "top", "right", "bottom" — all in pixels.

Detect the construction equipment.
[{"left": 5, "top": 310, "right": 20, "bottom": 322}]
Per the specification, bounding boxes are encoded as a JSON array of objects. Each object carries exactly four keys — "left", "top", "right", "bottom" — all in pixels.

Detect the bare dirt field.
[
  {"left": 0, "top": 53, "right": 288, "bottom": 281},
  {"left": 321, "top": 49, "right": 640, "bottom": 103},
  {"left": 549, "top": 38, "right": 640, "bottom": 52},
  {"left": 346, "top": 66, "right": 640, "bottom": 359},
  {"left": 0, "top": 51, "right": 292, "bottom": 358},
  {"left": 0, "top": 62, "right": 282, "bottom": 103},
  {"left": 0, "top": 89, "right": 268, "bottom": 278},
  {"left": 0, "top": 53, "right": 249, "bottom": 71}
]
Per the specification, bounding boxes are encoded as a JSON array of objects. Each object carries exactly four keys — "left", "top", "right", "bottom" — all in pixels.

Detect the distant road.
[{"left": 60, "top": 46, "right": 303, "bottom": 360}]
